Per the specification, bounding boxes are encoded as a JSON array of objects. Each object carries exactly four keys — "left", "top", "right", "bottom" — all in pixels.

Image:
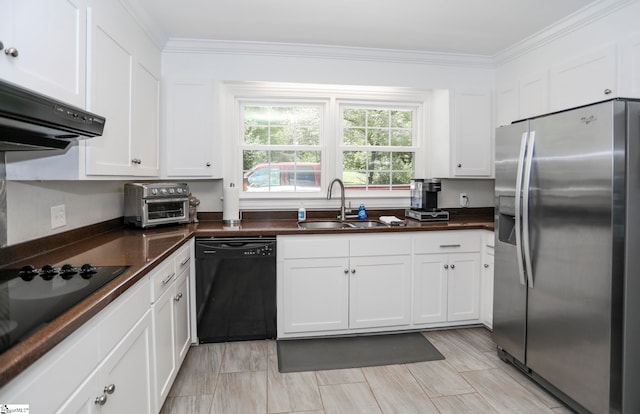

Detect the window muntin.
[
  {"left": 341, "top": 106, "right": 416, "bottom": 190},
  {"left": 241, "top": 105, "right": 322, "bottom": 192}
]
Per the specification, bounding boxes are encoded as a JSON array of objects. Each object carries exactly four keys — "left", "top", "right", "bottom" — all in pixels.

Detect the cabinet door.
[
  {"left": 152, "top": 285, "right": 176, "bottom": 410},
  {"left": 174, "top": 270, "right": 191, "bottom": 364},
  {"left": 413, "top": 253, "right": 448, "bottom": 324},
  {"left": 496, "top": 81, "right": 518, "bottom": 127},
  {"left": 54, "top": 370, "right": 101, "bottom": 414},
  {"left": 130, "top": 61, "right": 160, "bottom": 176},
  {"left": 102, "top": 311, "right": 154, "bottom": 414},
  {"left": 447, "top": 253, "right": 481, "bottom": 322},
  {"left": 481, "top": 250, "right": 494, "bottom": 329},
  {"left": 85, "top": 1, "right": 135, "bottom": 176},
  {"left": 0, "top": 0, "right": 86, "bottom": 106},
  {"left": 519, "top": 72, "right": 549, "bottom": 119},
  {"left": 282, "top": 258, "right": 349, "bottom": 333},
  {"left": 619, "top": 34, "right": 640, "bottom": 98},
  {"left": 549, "top": 46, "right": 616, "bottom": 112},
  {"left": 349, "top": 255, "right": 411, "bottom": 329},
  {"left": 165, "top": 80, "right": 217, "bottom": 177},
  {"left": 452, "top": 89, "right": 492, "bottom": 177}
]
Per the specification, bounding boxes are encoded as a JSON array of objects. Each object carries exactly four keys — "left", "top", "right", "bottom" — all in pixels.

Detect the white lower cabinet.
[
  {"left": 413, "top": 253, "right": 448, "bottom": 324},
  {"left": 0, "top": 240, "right": 193, "bottom": 414},
  {"left": 349, "top": 255, "right": 411, "bottom": 329},
  {"left": 446, "top": 253, "right": 481, "bottom": 322},
  {"left": 481, "top": 231, "right": 495, "bottom": 329},
  {"left": 413, "top": 252, "right": 481, "bottom": 324},
  {"left": 151, "top": 242, "right": 192, "bottom": 412},
  {"left": 278, "top": 234, "right": 411, "bottom": 337},
  {"left": 279, "top": 232, "right": 497, "bottom": 338},
  {"left": 59, "top": 311, "right": 154, "bottom": 414},
  {"left": 413, "top": 231, "right": 482, "bottom": 327},
  {"left": 282, "top": 257, "right": 350, "bottom": 333}
]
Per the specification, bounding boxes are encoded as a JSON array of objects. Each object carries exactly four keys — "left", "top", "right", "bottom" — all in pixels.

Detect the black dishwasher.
[{"left": 195, "top": 236, "right": 276, "bottom": 343}]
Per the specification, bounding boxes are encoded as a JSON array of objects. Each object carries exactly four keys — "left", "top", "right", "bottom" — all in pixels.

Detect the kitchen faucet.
[{"left": 327, "top": 178, "right": 354, "bottom": 221}]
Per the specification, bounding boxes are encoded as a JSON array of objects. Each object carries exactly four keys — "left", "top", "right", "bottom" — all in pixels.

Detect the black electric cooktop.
[{"left": 0, "top": 264, "right": 130, "bottom": 354}]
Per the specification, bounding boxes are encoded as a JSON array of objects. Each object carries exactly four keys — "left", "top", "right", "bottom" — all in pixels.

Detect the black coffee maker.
[{"left": 406, "top": 178, "right": 450, "bottom": 221}]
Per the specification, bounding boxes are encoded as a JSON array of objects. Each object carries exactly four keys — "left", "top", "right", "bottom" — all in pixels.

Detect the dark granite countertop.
[{"left": 0, "top": 208, "right": 493, "bottom": 387}]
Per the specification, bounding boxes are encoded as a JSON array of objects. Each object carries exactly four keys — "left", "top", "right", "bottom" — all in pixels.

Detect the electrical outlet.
[
  {"left": 51, "top": 205, "right": 66, "bottom": 229},
  {"left": 459, "top": 193, "right": 468, "bottom": 207}
]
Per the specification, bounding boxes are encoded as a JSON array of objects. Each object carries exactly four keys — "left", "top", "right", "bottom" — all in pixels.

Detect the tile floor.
[{"left": 160, "top": 328, "right": 575, "bottom": 414}]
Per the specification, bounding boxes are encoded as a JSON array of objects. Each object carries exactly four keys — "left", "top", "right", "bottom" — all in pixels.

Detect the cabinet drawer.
[
  {"left": 175, "top": 243, "right": 191, "bottom": 276},
  {"left": 279, "top": 236, "right": 349, "bottom": 259},
  {"left": 350, "top": 235, "right": 411, "bottom": 257},
  {"left": 151, "top": 257, "right": 177, "bottom": 302},
  {"left": 413, "top": 231, "right": 481, "bottom": 254}
]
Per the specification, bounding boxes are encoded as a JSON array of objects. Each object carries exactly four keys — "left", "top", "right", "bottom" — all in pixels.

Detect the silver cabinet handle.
[
  {"left": 351, "top": 269, "right": 356, "bottom": 274},
  {"left": 206, "top": 162, "right": 211, "bottom": 167},
  {"left": 0, "top": 41, "right": 4, "bottom": 52},
  {"left": 131, "top": 158, "right": 142, "bottom": 164},
  {"left": 484, "top": 263, "right": 490, "bottom": 268},
  {"left": 457, "top": 163, "right": 462, "bottom": 168},
  {"left": 104, "top": 384, "right": 116, "bottom": 394},
  {"left": 95, "top": 394, "right": 107, "bottom": 405},
  {"left": 174, "top": 292, "right": 183, "bottom": 301},
  {"left": 5, "top": 47, "right": 18, "bottom": 57},
  {"left": 439, "top": 244, "right": 461, "bottom": 248},
  {"left": 444, "top": 264, "right": 449, "bottom": 269},
  {"left": 180, "top": 257, "right": 190, "bottom": 266},
  {"left": 604, "top": 89, "right": 612, "bottom": 95},
  {"left": 344, "top": 269, "right": 349, "bottom": 274},
  {"left": 450, "top": 264, "right": 455, "bottom": 269},
  {"left": 162, "top": 272, "right": 175, "bottom": 285}
]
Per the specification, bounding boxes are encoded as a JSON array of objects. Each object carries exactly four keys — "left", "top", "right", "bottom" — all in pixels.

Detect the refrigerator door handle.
[
  {"left": 522, "top": 130, "right": 536, "bottom": 288},
  {"left": 514, "top": 131, "right": 528, "bottom": 286}
]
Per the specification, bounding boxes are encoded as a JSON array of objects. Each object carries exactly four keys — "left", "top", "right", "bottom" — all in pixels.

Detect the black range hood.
[{"left": 0, "top": 79, "right": 106, "bottom": 151}]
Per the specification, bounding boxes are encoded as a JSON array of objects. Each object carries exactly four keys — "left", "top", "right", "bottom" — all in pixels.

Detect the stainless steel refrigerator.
[{"left": 494, "top": 99, "right": 640, "bottom": 414}]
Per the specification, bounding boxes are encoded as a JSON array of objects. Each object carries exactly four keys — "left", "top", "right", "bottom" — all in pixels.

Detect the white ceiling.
[{"left": 133, "top": 0, "right": 597, "bottom": 55}]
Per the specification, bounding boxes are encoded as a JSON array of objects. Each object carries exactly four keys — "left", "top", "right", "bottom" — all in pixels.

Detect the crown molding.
[
  {"left": 494, "top": 0, "right": 634, "bottom": 64},
  {"left": 119, "top": 0, "right": 168, "bottom": 51},
  {"left": 163, "top": 39, "right": 495, "bottom": 68},
  {"left": 129, "top": 0, "right": 634, "bottom": 69}
]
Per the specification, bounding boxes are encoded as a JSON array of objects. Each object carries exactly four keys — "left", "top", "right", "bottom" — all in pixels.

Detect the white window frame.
[
  {"left": 222, "top": 81, "right": 431, "bottom": 210},
  {"left": 337, "top": 101, "right": 423, "bottom": 192}
]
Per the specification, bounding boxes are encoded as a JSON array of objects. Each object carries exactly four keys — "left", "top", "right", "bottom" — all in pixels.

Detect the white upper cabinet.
[
  {"left": 497, "top": 72, "right": 550, "bottom": 127},
  {"left": 619, "top": 34, "right": 640, "bottom": 98},
  {"left": 495, "top": 81, "right": 518, "bottom": 127},
  {"left": 430, "top": 88, "right": 493, "bottom": 178},
  {"left": 4, "top": 0, "right": 160, "bottom": 180},
  {"left": 85, "top": 0, "right": 160, "bottom": 177},
  {"left": 519, "top": 72, "right": 549, "bottom": 120},
  {"left": 0, "top": 0, "right": 86, "bottom": 106},
  {"left": 549, "top": 46, "right": 616, "bottom": 112},
  {"left": 451, "top": 88, "right": 493, "bottom": 177},
  {"left": 164, "top": 79, "right": 219, "bottom": 178}
]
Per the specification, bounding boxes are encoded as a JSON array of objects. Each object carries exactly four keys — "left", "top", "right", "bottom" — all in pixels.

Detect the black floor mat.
[{"left": 277, "top": 332, "right": 445, "bottom": 373}]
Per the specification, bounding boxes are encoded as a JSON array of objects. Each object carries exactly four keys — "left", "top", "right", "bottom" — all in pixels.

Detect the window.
[
  {"left": 227, "top": 82, "right": 427, "bottom": 200},
  {"left": 341, "top": 106, "right": 415, "bottom": 190},
  {"left": 241, "top": 104, "right": 323, "bottom": 192}
]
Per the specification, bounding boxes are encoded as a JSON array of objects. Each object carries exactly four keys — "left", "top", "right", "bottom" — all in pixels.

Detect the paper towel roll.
[{"left": 222, "top": 185, "right": 240, "bottom": 224}]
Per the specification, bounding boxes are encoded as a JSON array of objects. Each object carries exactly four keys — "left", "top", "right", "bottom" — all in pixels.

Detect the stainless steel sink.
[
  {"left": 348, "top": 220, "right": 389, "bottom": 228},
  {"left": 298, "top": 221, "right": 354, "bottom": 229},
  {"left": 298, "top": 220, "right": 389, "bottom": 229}
]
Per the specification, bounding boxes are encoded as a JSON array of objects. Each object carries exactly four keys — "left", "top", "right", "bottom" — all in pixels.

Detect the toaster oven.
[{"left": 124, "top": 182, "right": 190, "bottom": 228}]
